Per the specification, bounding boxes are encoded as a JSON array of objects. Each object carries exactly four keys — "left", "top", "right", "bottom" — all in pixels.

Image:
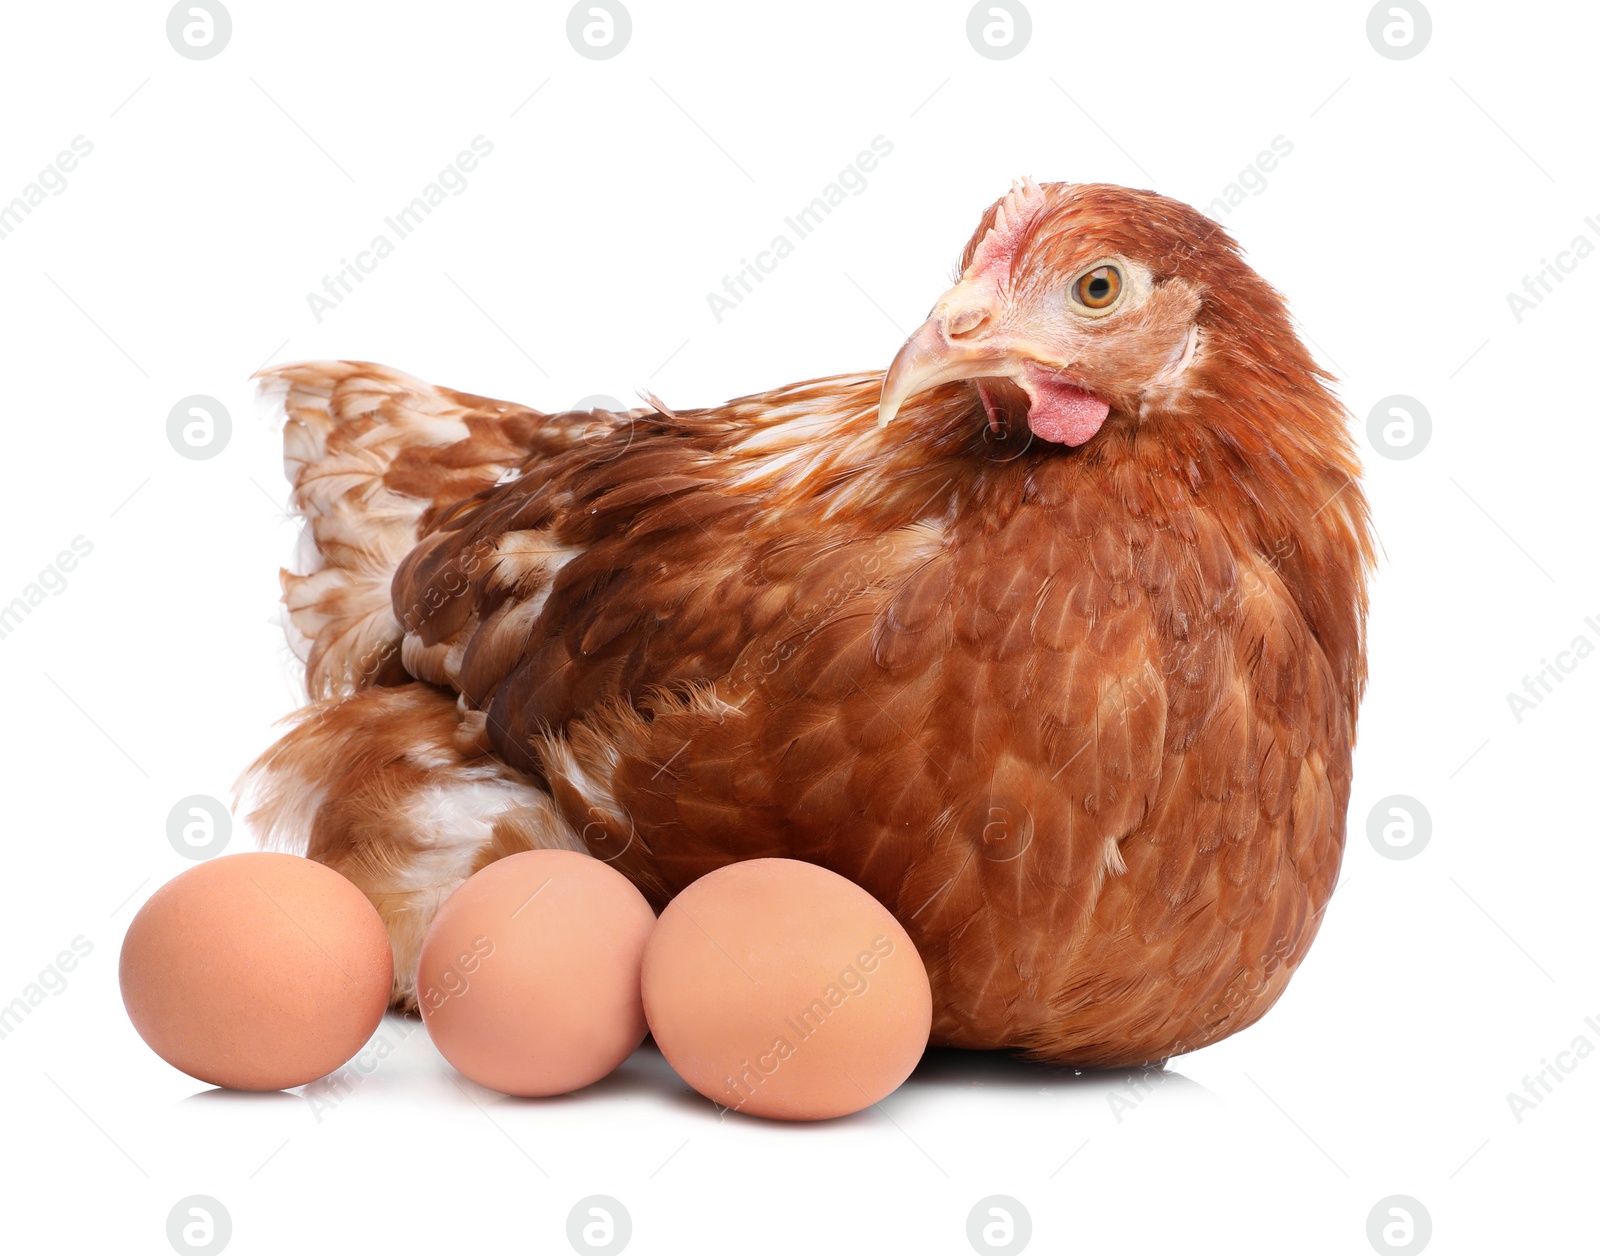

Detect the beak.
[{"left": 877, "top": 302, "right": 1015, "bottom": 428}]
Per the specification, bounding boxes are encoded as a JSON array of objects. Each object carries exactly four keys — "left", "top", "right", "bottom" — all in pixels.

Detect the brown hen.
[{"left": 243, "top": 179, "right": 1373, "bottom": 1067}]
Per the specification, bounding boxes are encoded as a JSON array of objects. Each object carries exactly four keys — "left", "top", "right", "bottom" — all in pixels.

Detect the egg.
[
  {"left": 119, "top": 852, "right": 393, "bottom": 1091},
  {"left": 642, "top": 858, "right": 933, "bottom": 1120},
  {"left": 416, "top": 848, "right": 657, "bottom": 1096}
]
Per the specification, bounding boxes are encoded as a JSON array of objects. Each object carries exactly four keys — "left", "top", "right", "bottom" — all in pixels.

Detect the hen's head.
[
  {"left": 871, "top": 180, "right": 1371, "bottom": 718},
  {"left": 878, "top": 178, "right": 1324, "bottom": 452}
]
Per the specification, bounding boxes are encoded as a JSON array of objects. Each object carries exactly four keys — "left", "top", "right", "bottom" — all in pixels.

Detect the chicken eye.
[{"left": 1071, "top": 264, "right": 1123, "bottom": 314}]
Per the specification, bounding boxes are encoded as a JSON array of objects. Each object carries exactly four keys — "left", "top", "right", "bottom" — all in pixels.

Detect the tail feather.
[{"left": 257, "top": 360, "right": 548, "bottom": 700}]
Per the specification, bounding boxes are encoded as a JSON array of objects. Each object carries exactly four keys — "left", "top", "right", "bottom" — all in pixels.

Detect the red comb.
[{"left": 963, "top": 176, "right": 1047, "bottom": 284}]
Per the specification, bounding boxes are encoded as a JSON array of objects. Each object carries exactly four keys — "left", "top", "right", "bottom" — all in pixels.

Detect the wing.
[{"left": 388, "top": 372, "right": 926, "bottom": 748}]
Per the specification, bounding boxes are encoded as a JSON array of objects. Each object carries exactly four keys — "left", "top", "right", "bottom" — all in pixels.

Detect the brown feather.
[{"left": 244, "top": 183, "right": 1372, "bottom": 1066}]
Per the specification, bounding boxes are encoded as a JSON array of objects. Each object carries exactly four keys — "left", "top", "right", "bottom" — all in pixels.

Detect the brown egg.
[
  {"left": 642, "top": 858, "right": 932, "bottom": 1120},
  {"left": 417, "top": 849, "right": 657, "bottom": 1096},
  {"left": 120, "top": 852, "right": 392, "bottom": 1091}
]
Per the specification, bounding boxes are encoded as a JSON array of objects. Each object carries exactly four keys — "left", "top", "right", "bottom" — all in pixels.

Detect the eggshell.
[
  {"left": 642, "top": 858, "right": 932, "bottom": 1120},
  {"left": 416, "top": 849, "right": 657, "bottom": 1096},
  {"left": 120, "top": 852, "right": 393, "bottom": 1091}
]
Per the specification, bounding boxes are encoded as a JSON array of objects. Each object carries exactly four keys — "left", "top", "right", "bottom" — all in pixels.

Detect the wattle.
[{"left": 1025, "top": 377, "right": 1111, "bottom": 446}]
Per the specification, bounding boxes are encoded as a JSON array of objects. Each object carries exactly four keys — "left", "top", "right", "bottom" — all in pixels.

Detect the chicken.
[{"left": 242, "top": 179, "right": 1373, "bottom": 1068}]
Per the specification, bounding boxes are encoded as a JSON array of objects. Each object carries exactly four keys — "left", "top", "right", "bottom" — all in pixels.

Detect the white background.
[{"left": 1, "top": 1, "right": 1595, "bottom": 1253}]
